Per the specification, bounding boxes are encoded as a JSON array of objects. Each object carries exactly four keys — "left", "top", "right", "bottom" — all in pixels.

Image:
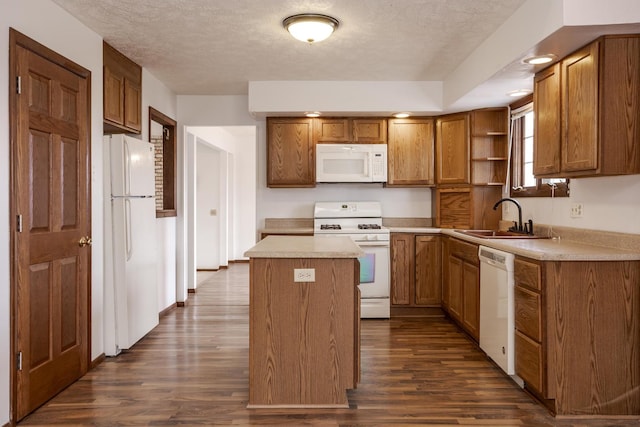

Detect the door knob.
[{"left": 78, "top": 236, "right": 92, "bottom": 247}]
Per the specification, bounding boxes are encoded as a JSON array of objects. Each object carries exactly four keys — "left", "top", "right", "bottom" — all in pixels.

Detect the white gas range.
[{"left": 314, "top": 201, "right": 390, "bottom": 319}]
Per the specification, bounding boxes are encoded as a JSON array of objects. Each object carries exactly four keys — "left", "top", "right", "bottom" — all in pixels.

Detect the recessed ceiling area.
[{"left": 52, "top": 0, "right": 640, "bottom": 114}]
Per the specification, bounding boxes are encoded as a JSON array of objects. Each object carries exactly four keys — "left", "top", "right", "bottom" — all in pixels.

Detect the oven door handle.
[{"left": 355, "top": 241, "right": 390, "bottom": 247}]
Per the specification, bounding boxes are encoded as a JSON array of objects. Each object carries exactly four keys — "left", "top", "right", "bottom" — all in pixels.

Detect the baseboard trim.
[
  {"left": 230, "top": 259, "right": 249, "bottom": 264},
  {"left": 90, "top": 353, "right": 106, "bottom": 370},
  {"left": 390, "top": 306, "right": 445, "bottom": 318},
  {"left": 176, "top": 301, "right": 186, "bottom": 307},
  {"left": 187, "top": 288, "right": 196, "bottom": 294},
  {"left": 159, "top": 303, "right": 177, "bottom": 317}
]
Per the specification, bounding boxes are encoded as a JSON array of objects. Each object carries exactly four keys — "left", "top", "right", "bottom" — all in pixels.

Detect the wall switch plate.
[
  {"left": 570, "top": 203, "right": 583, "bottom": 218},
  {"left": 294, "top": 268, "right": 315, "bottom": 282},
  {"left": 210, "top": 209, "right": 217, "bottom": 216}
]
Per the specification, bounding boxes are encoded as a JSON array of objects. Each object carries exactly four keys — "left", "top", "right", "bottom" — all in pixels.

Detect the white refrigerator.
[{"left": 104, "top": 134, "right": 159, "bottom": 356}]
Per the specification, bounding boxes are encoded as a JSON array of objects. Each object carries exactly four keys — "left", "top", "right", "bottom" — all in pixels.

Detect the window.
[
  {"left": 149, "top": 107, "right": 177, "bottom": 217},
  {"left": 509, "top": 95, "right": 568, "bottom": 197}
]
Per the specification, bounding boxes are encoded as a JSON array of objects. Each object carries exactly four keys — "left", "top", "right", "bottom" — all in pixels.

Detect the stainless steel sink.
[{"left": 454, "top": 229, "right": 548, "bottom": 239}]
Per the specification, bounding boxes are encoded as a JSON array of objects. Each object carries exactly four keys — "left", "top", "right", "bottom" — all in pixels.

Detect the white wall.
[
  {"left": 142, "top": 69, "right": 178, "bottom": 312},
  {"left": 504, "top": 175, "right": 640, "bottom": 235}
]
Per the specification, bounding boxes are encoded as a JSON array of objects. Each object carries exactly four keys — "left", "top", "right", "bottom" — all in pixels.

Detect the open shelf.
[{"left": 471, "top": 108, "right": 509, "bottom": 186}]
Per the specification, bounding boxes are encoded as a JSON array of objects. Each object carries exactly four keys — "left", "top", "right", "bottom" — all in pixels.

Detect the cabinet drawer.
[
  {"left": 515, "top": 330, "right": 543, "bottom": 395},
  {"left": 448, "top": 238, "right": 478, "bottom": 264},
  {"left": 514, "top": 258, "right": 541, "bottom": 291},
  {"left": 515, "top": 285, "right": 541, "bottom": 341}
]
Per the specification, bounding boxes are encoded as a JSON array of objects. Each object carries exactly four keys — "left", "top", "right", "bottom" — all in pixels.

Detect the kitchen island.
[{"left": 244, "top": 236, "right": 363, "bottom": 408}]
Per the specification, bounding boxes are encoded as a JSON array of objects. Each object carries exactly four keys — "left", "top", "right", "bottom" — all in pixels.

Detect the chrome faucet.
[{"left": 493, "top": 198, "right": 532, "bottom": 234}]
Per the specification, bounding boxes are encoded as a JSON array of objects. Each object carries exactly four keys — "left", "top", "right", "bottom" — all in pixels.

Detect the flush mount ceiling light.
[
  {"left": 523, "top": 54, "right": 556, "bottom": 65},
  {"left": 393, "top": 112, "right": 410, "bottom": 118},
  {"left": 283, "top": 14, "right": 339, "bottom": 43},
  {"left": 305, "top": 112, "right": 321, "bottom": 117}
]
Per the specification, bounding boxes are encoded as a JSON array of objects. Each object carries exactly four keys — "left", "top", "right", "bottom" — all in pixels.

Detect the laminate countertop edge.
[
  {"left": 441, "top": 229, "right": 640, "bottom": 261},
  {"left": 244, "top": 235, "right": 364, "bottom": 258}
]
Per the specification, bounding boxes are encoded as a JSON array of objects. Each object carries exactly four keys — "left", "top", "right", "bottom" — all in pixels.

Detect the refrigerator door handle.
[
  {"left": 125, "top": 198, "right": 133, "bottom": 261},
  {"left": 124, "top": 139, "right": 131, "bottom": 195}
]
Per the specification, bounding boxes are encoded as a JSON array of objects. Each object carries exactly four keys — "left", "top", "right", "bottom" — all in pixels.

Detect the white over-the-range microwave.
[{"left": 315, "top": 143, "right": 388, "bottom": 183}]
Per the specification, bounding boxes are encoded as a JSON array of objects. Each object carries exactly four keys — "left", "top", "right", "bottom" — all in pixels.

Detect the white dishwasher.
[{"left": 478, "top": 245, "right": 515, "bottom": 375}]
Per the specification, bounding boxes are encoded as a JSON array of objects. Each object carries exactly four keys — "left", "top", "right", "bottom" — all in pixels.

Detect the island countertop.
[{"left": 244, "top": 235, "right": 364, "bottom": 258}]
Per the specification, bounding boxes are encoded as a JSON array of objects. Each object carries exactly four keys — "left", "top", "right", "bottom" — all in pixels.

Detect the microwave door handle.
[{"left": 364, "top": 153, "right": 370, "bottom": 177}]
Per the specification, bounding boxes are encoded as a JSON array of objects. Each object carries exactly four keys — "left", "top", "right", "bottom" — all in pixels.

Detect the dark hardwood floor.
[{"left": 19, "top": 265, "right": 640, "bottom": 426}]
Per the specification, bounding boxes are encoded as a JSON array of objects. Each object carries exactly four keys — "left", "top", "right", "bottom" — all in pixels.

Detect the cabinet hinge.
[
  {"left": 17, "top": 76, "right": 21, "bottom": 94},
  {"left": 17, "top": 214, "right": 22, "bottom": 232},
  {"left": 17, "top": 352, "right": 22, "bottom": 371}
]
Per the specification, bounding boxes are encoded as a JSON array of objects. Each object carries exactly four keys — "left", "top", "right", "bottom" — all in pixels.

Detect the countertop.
[
  {"left": 441, "top": 229, "right": 640, "bottom": 261},
  {"left": 257, "top": 218, "right": 640, "bottom": 261},
  {"left": 244, "top": 235, "right": 364, "bottom": 259}
]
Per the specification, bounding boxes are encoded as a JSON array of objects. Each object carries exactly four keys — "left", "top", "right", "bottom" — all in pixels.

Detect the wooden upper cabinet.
[
  {"left": 561, "top": 41, "right": 599, "bottom": 173},
  {"left": 436, "top": 113, "right": 470, "bottom": 185},
  {"left": 267, "top": 118, "right": 315, "bottom": 187},
  {"left": 103, "top": 42, "right": 142, "bottom": 134},
  {"left": 104, "top": 66, "right": 124, "bottom": 126},
  {"left": 533, "top": 63, "right": 561, "bottom": 176},
  {"left": 314, "top": 118, "right": 350, "bottom": 142},
  {"left": 387, "top": 118, "right": 435, "bottom": 186},
  {"left": 534, "top": 35, "right": 640, "bottom": 178},
  {"left": 352, "top": 119, "right": 387, "bottom": 143},
  {"left": 314, "top": 118, "right": 387, "bottom": 144}
]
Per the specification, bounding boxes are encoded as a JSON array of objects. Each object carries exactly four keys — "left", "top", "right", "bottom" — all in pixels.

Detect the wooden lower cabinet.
[
  {"left": 415, "top": 236, "right": 442, "bottom": 305},
  {"left": 514, "top": 256, "right": 640, "bottom": 416},
  {"left": 390, "top": 233, "right": 441, "bottom": 308},
  {"left": 460, "top": 261, "right": 479, "bottom": 339},
  {"left": 248, "top": 256, "right": 359, "bottom": 407},
  {"left": 442, "top": 237, "right": 479, "bottom": 341}
]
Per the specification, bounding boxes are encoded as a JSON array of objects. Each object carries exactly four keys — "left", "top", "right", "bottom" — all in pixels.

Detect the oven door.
[{"left": 356, "top": 242, "right": 390, "bottom": 298}]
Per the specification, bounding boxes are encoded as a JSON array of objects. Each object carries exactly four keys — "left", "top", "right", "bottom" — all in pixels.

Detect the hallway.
[{"left": 18, "top": 264, "right": 636, "bottom": 426}]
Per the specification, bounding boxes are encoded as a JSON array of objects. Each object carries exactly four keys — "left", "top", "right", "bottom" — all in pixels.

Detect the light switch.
[{"left": 210, "top": 209, "right": 217, "bottom": 216}]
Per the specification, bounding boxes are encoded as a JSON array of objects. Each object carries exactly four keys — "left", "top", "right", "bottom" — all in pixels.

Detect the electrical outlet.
[
  {"left": 294, "top": 268, "right": 315, "bottom": 282},
  {"left": 570, "top": 203, "right": 583, "bottom": 218}
]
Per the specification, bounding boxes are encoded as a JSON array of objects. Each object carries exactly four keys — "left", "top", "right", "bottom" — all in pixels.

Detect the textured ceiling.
[{"left": 52, "top": 0, "right": 527, "bottom": 95}]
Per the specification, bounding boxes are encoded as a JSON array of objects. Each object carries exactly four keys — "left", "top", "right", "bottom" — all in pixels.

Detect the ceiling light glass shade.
[
  {"left": 283, "top": 14, "right": 339, "bottom": 43},
  {"left": 393, "top": 112, "right": 410, "bottom": 118},
  {"left": 523, "top": 54, "right": 556, "bottom": 65},
  {"left": 508, "top": 89, "right": 532, "bottom": 97}
]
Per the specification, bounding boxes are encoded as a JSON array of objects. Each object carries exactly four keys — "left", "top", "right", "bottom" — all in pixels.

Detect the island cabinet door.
[{"left": 248, "top": 257, "right": 358, "bottom": 407}]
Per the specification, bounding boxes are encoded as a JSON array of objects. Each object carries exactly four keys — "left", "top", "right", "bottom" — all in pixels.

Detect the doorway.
[
  {"left": 185, "top": 126, "right": 257, "bottom": 292},
  {"left": 9, "top": 29, "right": 92, "bottom": 421}
]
